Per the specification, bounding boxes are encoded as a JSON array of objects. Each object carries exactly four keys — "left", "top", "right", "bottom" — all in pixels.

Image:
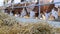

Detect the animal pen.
[
  {"left": 4, "top": 0, "right": 60, "bottom": 20},
  {"left": 0, "top": 0, "right": 60, "bottom": 34}
]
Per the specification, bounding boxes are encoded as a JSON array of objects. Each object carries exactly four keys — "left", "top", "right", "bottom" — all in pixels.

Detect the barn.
[
  {"left": 3, "top": 0, "right": 60, "bottom": 20},
  {"left": 0, "top": 0, "right": 60, "bottom": 34}
]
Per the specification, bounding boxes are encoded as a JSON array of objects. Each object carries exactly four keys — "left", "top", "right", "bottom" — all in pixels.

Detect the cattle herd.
[{"left": 4, "top": 1, "right": 59, "bottom": 20}]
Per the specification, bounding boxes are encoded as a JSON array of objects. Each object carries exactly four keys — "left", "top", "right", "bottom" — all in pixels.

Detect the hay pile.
[
  {"left": 54, "top": 28, "right": 60, "bottom": 34},
  {"left": 0, "top": 12, "right": 55, "bottom": 34}
]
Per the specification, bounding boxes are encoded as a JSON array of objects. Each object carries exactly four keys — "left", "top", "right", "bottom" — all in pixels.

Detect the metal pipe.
[
  {"left": 11, "top": 0, "right": 14, "bottom": 9},
  {"left": 38, "top": 0, "right": 41, "bottom": 19},
  {"left": 9, "top": 2, "right": 60, "bottom": 8}
]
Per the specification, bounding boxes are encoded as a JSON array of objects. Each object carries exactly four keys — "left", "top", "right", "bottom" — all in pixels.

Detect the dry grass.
[
  {"left": 0, "top": 11, "right": 55, "bottom": 34},
  {"left": 0, "top": 21, "right": 55, "bottom": 34},
  {"left": 54, "top": 28, "right": 60, "bottom": 34}
]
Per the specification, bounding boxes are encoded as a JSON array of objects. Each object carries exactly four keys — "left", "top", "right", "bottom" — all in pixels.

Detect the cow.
[
  {"left": 4, "top": 2, "right": 32, "bottom": 17},
  {"left": 28, "top": 1, "right": 55, "bottom": 19},
  {"left": 4, "top": 0, "right": 58, "bottom": 20}
]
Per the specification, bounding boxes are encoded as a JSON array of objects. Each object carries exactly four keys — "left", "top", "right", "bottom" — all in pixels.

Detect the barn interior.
[{"left": 0, "top": 0, "right": 60, "bottom": 34}]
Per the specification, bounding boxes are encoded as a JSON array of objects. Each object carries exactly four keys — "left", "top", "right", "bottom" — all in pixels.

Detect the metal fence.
[
  {"left": 5, "top": 0, "right": 60, "bottom": 19},
  {"left": 5, "top": 2, "right": 60, "bottom": 8}
]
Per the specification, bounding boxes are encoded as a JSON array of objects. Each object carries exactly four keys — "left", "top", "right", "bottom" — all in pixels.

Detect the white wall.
[
  {"left": 0, "top": 0, "right": 60, "bottom": 6},
  {"left": 54, "top": 0, "right": 60, "bottom": 8},
  {"left": 13, "top": 0, "right": 21, "bottom": 3},
  {"left": 0, "top": 0, "right": 4, "bottom": 6}
]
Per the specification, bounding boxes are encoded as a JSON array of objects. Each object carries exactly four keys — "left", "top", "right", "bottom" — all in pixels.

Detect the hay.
[
  {"left": 54, "top": 28, "right": 60, "bottom": 34},
  {"left": 0, "top": 12, "right": 55, "bottom": 34}
]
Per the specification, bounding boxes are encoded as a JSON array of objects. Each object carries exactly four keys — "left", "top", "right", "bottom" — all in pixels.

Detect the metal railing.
[
  {"left": 9, "top": 2, "right": 60, "bottom": 8},
  {"left": 4, "top": 0, "right": 60, "bottom": 19}
]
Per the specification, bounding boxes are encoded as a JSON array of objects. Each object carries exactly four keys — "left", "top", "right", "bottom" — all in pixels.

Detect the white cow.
[
  {"left": 20, "top": 8, "right": 27, "bottom": 17},
  {"left": 51, "top": 8, "right": 58, "bottom": 19},
  {"left": 30, "top": 11, "right": 35, "bottom": 19},
  {"left": 45, "top": 12, "right": 51, "bottom": 20}
]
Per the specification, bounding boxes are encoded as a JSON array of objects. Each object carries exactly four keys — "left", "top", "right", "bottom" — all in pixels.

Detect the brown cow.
[
  {"left": 4, "top": 3, "right": 28, "bottom": 16},
  {"left": 32, "top": 1, "right": 55, "bottom": 18},
  {"left": 12, "top": 3, "right": 31, "bottom": 16},
  {"left": 4, "top": 6, "right": 12, "bottom": 14},
  {"left": 4, "top": 1, "right": 57, "bottom": 19},
  {"left": 4, "top": 2, "right": 36, "bottom": 16}
]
